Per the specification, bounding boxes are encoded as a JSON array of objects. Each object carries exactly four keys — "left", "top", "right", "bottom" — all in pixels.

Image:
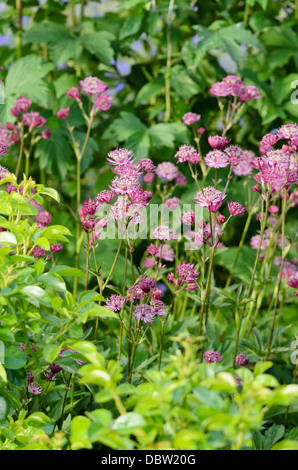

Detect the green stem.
[
  {"left": 164, "top": 0, "right": 175, "bottom": 122},
  {"left": 158, "top": 321, "right": 165, "bottom": 371}
]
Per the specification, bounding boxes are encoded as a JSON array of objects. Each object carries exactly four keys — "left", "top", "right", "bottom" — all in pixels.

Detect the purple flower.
[
  {"left": 50, "top": 243, "right": 63, "bottom": 253},
  {"left": 105, "top": 295, "right": 126, "bottom": 312},
  {"left": 155, "top": 162, "right": 179, "bottom": 181},
  {"left": 94, "top": 93, "right": 113, "bottom": 111},
  {"left": 139, "top": 276, "right": 156, "bottom": 293},
  {"left": 235, "top": 353, "right": 249, "bottom": 367},
  {"left": 35, "top": 210, "right": 51, "bottom": 228},
  {"left": 32, "top": 246, "right": 45, "bottom": 258},
  {"left": 56, "top": 107, "right": 70, "bottom": 119},
  {"left": 66, "top": 86, "right": 81, "bottom": 102},
  {"left": 153, "top": 225, "right": 175, "bottom": 241},
  {"left": 203, "top": 350, "right": 223, "bottom": 363},
  {"left": 79, "top": 76, "right": 108, "bottom": 95},
  {"left": 204, "top": 150, "right": 229, "bottom": 168},
  {"left": 182, "top": 112, "right": 201, "bottom": 125},
  {"left": 28, "top": 381, "right": 42, "bottom": 395},
  {"left": 176, "top": 261, "right": 199, "bottom": 285},
  {"left": 228, "top": 201, "right": 246, "bottom": 216},
  {"left": 133, "top": 304, "right": 156, "bottom": 323},
  {"left": 139, "top": 158, "right": 155, "bottom": 172}
]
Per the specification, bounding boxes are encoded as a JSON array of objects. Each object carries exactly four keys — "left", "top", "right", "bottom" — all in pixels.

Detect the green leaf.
[
  {"left": 135, "top": 78, "right": 164, "bottom": 106},
  {"left": 120, "top": 15, "right": 142, "bottom": 39},
  {"left": 0, "top": 396, "right": 8, "bottom": 420},
  {"left": 270, "top": 440, "right": 298, "bottom": 450},
  {"left": 87, "top": 306, "right": 119, "bottom": 320},
  {"left": 0, "top": 231, "right": 17, "bottom": 245},
  {"left": 43, "top": 344, "right": 63, "bottom": 363},
  {"left": 4, "top": 345, "right": 27, "bottom": 370},
  {"left": 50, "top": 266, "right": 85, "bottom": 278},
  {"left": 112, "top": 412, "right": 146, "bottom": 434},
  {"left": 81, "top": 31, "right": 114, "bottom": 65}
]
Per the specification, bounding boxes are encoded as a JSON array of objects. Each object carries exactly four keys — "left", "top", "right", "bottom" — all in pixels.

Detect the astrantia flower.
[
  {"left": 139, "top": 158, "right": 155, "bottom": 172},
  {"left": 66, "top": 86, "right": 81, "bottom": 102},
  {"left": 175, "top": 174, "right": 187, "bottom": 186},
  {"left": 22, "top": 112, "right": 46, "bottom": 128},
  {"left": 209, "top": 81, "right": 233, "bottom": 97},
  {"left": 107, "top": 148, "right": 134, "bottom": 166},
  {"left": 277, "top": 123, "right": 298, "bottom": 140},
  {"left": 250, "top": 235, "right": 268, "bottom": 251},
  {"left": 143, "top": 257, "right": 155, "bottom": 268},
  {"left": 155, "top": 162, "right": 179, "bottom": 180},
  {"left": 50, "top": 243, "right": 63, "bottom": 253},
  {"left": 182, "top": 112, "right": 201, "bottom": 125},
  {"left": 105, "top": 295, "right": 126, "bottom": 312},
  {"left": 153, "top": 225, "right": 174, "bottom": 241},
  {"left": 151, "top": 288, "right": 163, "bottom": 300},
  {"left": 203, "top": 350, "right": 223, "bottom": 363},
  {"left": 94, "top": 93, "right": 113, "bottom": 111},
  {"left": 176, "top": 261, "right": 199, "bottom": 285},
  {"left": 0, "top": 143, "right": 7, "bottom": 155},
  {"left": 84, "top": 198, "right": 98, "bottom": 215},
  {"left": 36, "top": 210, "right": 51, "bottom": 228},
  {"left": 204, "top": 150, "right": 229, "bottom": 168},
  {"left": 224, "top": 145, "right": 243, "bottom": 167},
  {"left": 128, "top": 285, "right": 145, "bottom": 300},
  {"left": 111, "top": 176, "right": 139, "bottom": 195},
  {"left": 165, "top": 197, "right": 180, "bottom": 209},
  {"left": 28, "top": 382, "right": 42, "bottom": 395},
  {"left": 232, "top": 150, "right": 254, "bottom": 176},
  {"left": 150, "top": 299, "right": 167, "bottom": 316},
  {"left": 96, "top": 190, "right": 115, "bottom": 203},
  {"left": 208, "top": 135, "right": 230, "bottom": 150},
  {"left": 133, "top": 304, "right": 155, "bottom": 323},
  {"left": 238, "top": 85, "right": 262, "bottom": 102},
  {"left": 144, "top": 172, "right": 155, "bottom": 184},
  {"left": 181, "top": 210, "right": 195, "bottom": 225},
  {"left": 235, "top": 353, "right": 249, "bottom": 367},
  {"left": 79, "top": 76, "right": 108, "bottom": 95},
  {"left": 146, "top": 243, "right": 159, "bottom": 256},
  {"left": 139, "top": 276, "right": 156, "bottom": 293},
  {"left": 32, "top": 246, "right": 45, "bottom": 258},
  {"left": 42, "top": 129, "right": 52, "bottom": 140},
  {"left": 228, "top": 201, "right": 246, "bottom": 216},
  {"left": 194, "top": 187, "right": 226, "bottom": 212},
  {"left": 56, "top": 107, "right": 70, "bottom": 119},
  {"left": 288, "top": 272, "right": 298, "bottom": 289},
  {"left": 130, "top": 188, "right": 152, "bottom": 206},
  {"left": 174, "top": 145, "right": 200, "bottom": 164},
  {"left": 11, "top": 96, "right": 32, "bottom": 115},
  {"left": 157, "top": 244, "right": 175, "bottom": 262},
  {"left": 167, "top": 272, "right": 175, "bottom": 284},
  {"left": 260, "top": 133, "right": 279, "bottom": 148}
]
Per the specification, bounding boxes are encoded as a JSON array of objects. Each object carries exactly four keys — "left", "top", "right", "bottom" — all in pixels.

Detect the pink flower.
[
  {"left": 181, "top": 210, "right": 195, "bottom": 225},
  {"left": 139, "top": 276, "right": 156, "bottom": 293},
  {"left": 203, "top": 350, "right": 223, "bottom": 363},
  {"left": 216, "top": 214, "right": 225, "bottom": 224},
  {"left": 94, "top": 93, "right": 113, "bottom": 111},
  {"left": 182, "top": 112, "right": 201, "bottom": 125},
  {"left": 139, "top": 158, "right": 155, "bottom": 172},
  {"left": 56, "top": 107, "right": 70, "bottom": 119},
  {"left": 208, "top": 135, "right": 230, "bottom": 150},
  {"left": 96, "top": 190, "right": 115, "bottom": 203},
  {"left": 11, "top": 96, "right": 32, "bottom": 115},
  {"left": 143, "top": 257, "right": 155, "bottom": 268},
  {"left": 22, "top": 112, "right": 46, "bottom": 128},
  {"left": 0, "top": 143, "right": 7, "bottom": 155},
  {"left": 165, "top": 197, "right": 180, "bottom": 209},
  {"left": 167, "top": 272, "right": 175, "bottom": 284},
  {"left": 42, "top": 129, "right": 52, "bottom": 139},
  {"left": 195, "top": 187, "right": 226, "bottom": 212},
  {"left": 204, "top": 150, "right": 229, "bottom": 168},
  {"left": 157, "top": 244, "right": 175, "bottom": 262},
  {"left": 146, "top": 243, "right": 159, "bottom": 256},
  {"left": 235, "top": 353, "right": 249, "bottom": 366},
  {"left": 50, "top": 243, "right": 63, "bottom": 253},
  {"left": 224, "top": 145, "right": 243, "bottom": 167},
  {"left": 133, "top": 304, "right": 156, "bottom": 323},
  {"left": 32, "top": 246, "right": 45, "bottom": 258},
  {"left": 105, "top": 295, "right": 126, "bottom": 312},
  {"left": 36, "top": 210, "right": 51, "bottom": 227},
  {"left": 66, "top": 86, "right": 81, "bottom": 102},
  {"left": 144, "top": 172, "right": 155, "bottom": 184},
  {"left": 107, "top": 148, "right": 134, "bottom": 166},
  {"left": 150, "top": 299, "right": 167, "bottom": 316},
  {"left": 153, "top": 225, "right": 174, "bottom": 241},
  {"left": 228, "top": 201, "right": 246, "bottom": 216},
  {"left": 197, "top": 127, "right": 205, "bottom": 135},
  {"left": 174, "top": 145, "right": 200, "bottom": 164},
  {"left": 152, "top": 288, "right": 163, "bottom": 300},
  {"left": 210, "top": 81, "right": 233, "bottom": 97},
  {"left": 84, "top": 198, "right": 98, "bottom": 215},
  {"left": 79, "top": 76, "right": 108, "bottom": 95},
  {"left": 175, "top": 174, "right": 187, "bottom": 186},
  {"left": 238, "top": 85, "right": 262, "bottom": 102},
  {"left": 288, "top": 272, "right": 298, "bottom": 289},
  {"left": 155, "top": 162, "right": 179, "bottom": 180},
  {"left": 176, "top": 261, "right": 199, "bottom": 285}
]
